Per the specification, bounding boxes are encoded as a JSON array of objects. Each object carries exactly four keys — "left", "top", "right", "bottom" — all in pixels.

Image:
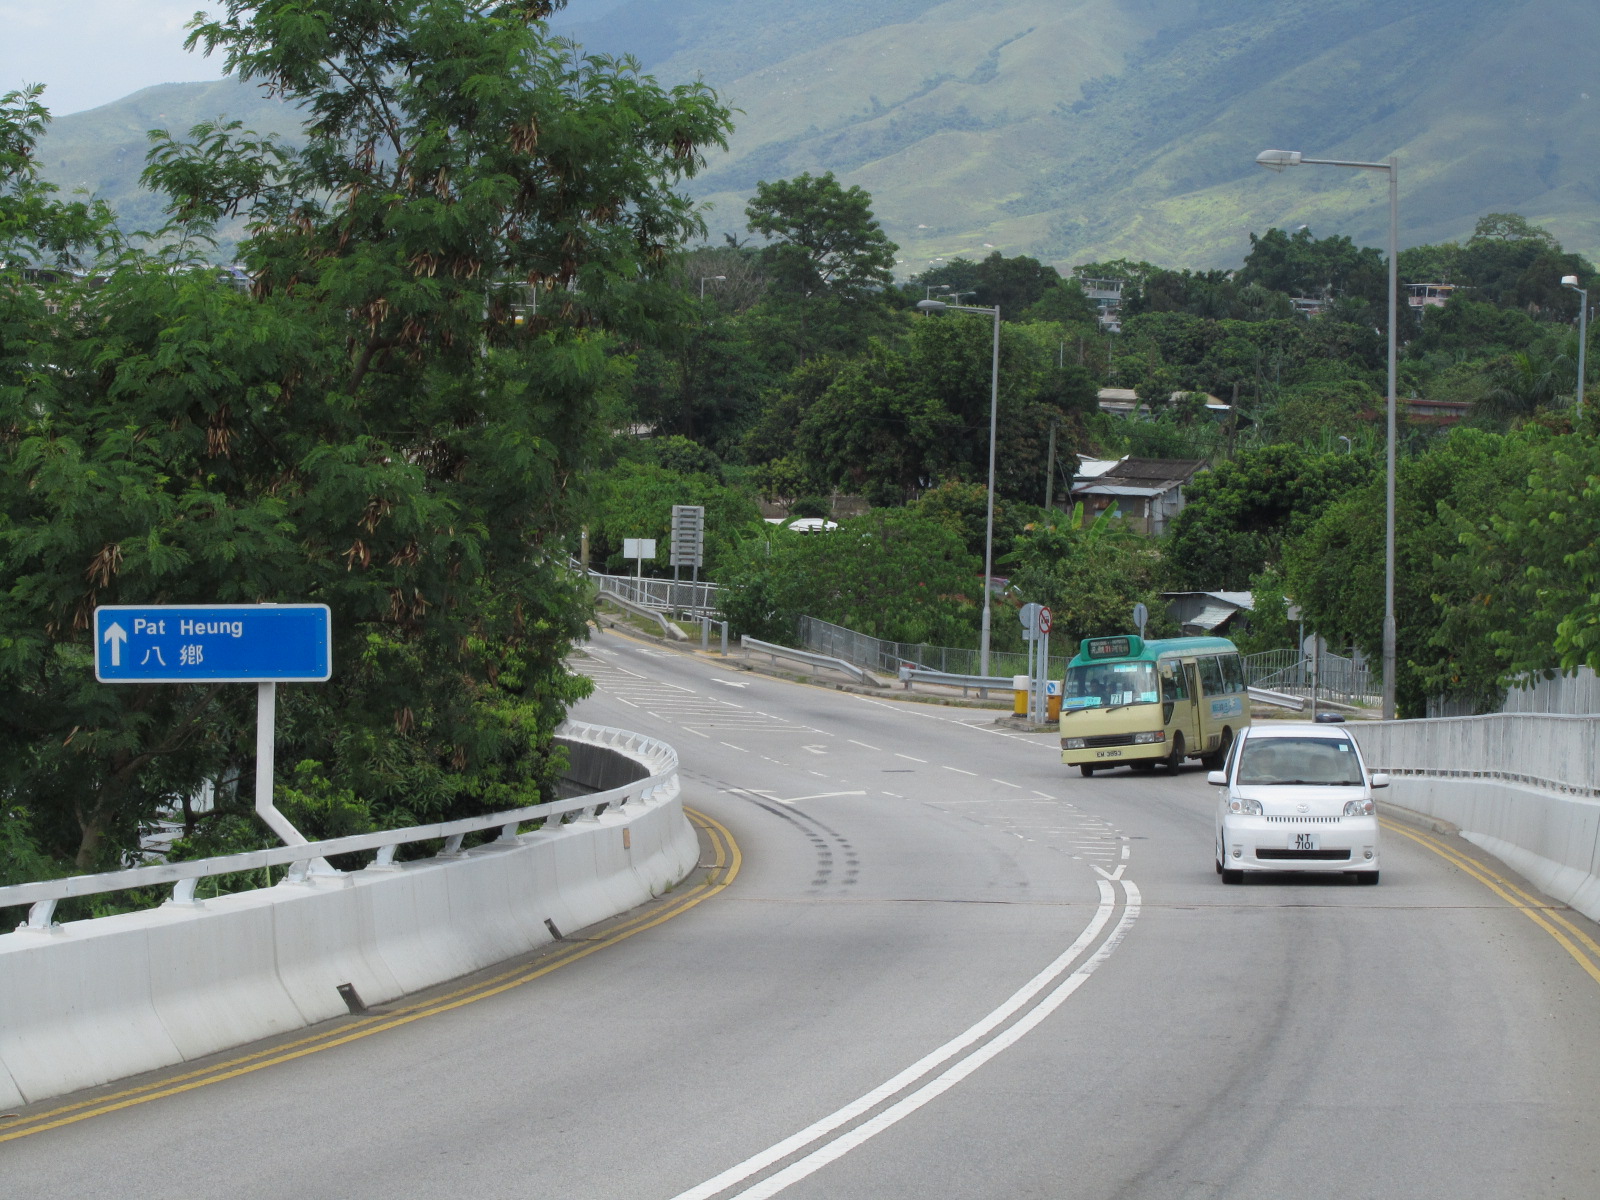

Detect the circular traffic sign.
[{"left": 1038, "top": 606, "right": 1052, "bottom": 634}]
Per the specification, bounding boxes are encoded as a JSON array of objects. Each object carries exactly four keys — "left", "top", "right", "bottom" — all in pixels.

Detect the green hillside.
[{"left": 34, "top": 0, "right": 1600, "bottom": 270}]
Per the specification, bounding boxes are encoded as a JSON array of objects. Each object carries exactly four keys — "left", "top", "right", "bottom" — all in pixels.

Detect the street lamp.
[
  {"left": 1563, "top": 274, "right": 1587, "bottom": 417},
  {"left": 700, "top": 274, "right": 726, "bottom": 301},
  {"left": 918, "top": 297, "right": 1001, "bottom": 677},
  {"left": 1256, "top": 147, "right": 1399, "bottom": 720}
]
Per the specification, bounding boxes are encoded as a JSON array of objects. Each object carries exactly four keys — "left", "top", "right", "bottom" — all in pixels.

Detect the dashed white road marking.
[
  {"left": 848, "top": 740, "right": 882, "bottom": 751},
  {"left": 941, "top": 766, "right": 977, "bottom": 777},
  {"left": 896, "top": 753, "right": 927, "bottom": 763}
]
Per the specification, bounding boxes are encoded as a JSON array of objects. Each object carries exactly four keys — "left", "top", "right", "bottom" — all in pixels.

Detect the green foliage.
[
  {"left": 1237, "top": 227, "right": 1387, "bottom": 309},
  {"left": 716, "top": 510, "right": 980, "bottom": 645},
  {"left": 1166, "top": 445, "right": 1377, "bottom": 591},
  {"left": 0, "top": 4, "right": 732, "bottom": 876},
  {"left": 745, "top": 171, "right": 897, "bottom": 301},
  {"left": 1285, "top": 426, "right": 1558, "bottom": 715},
  {"left": 587, "top": 460, "right": 763, "bottom": 575},
  {"left": 999, "top": 504, "right": 1165, "bottom": 651}
]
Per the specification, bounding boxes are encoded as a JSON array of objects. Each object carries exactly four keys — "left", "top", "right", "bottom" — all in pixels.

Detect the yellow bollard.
[{"left": 1012, "top": 674, "right": 1030, "bottom": 715}]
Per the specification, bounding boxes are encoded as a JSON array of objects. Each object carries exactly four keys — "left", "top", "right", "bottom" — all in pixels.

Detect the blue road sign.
[{"left": 94, "top": 604, "right": 332, "bottom": 683}]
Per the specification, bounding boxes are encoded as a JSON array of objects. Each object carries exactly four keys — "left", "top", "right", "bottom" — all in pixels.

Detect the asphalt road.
[{"left": 7, "top": 631, "right": 1600, "bottom": 1199}]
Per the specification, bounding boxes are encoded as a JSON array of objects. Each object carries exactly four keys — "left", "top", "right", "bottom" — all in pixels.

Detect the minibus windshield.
[{"left": 1063, "top": 662, "right": 1160, "bottom": 710}]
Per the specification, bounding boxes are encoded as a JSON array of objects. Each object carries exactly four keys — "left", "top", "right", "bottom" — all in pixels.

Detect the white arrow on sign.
[{"left": 103, "top": 621, "right": 128, "bottom": 667}]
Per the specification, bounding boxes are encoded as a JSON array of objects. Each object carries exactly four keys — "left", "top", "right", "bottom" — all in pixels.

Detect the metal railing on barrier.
[
  {"left": 0, "top": 722, "right": 678, "bottom": 933},
  {"left": 1353, "top": 713, "right": 1600, "bottom": 797}
]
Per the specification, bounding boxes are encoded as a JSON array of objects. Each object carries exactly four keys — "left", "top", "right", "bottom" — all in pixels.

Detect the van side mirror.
[
  {"left": 1370, "top": 772, "right": 1390, "bottom": 789},
  {"left": 1207, "top": 770, "right": 1227, "bottom": 785}
]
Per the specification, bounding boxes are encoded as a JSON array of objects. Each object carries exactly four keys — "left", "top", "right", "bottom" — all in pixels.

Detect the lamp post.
[
  {"left": 918, "top": 297, "right": 1002, "bottom": 677},
  {"left": 700, "top": 274, "right": 726, "bottom": 301},
  {"left": 1256, "top": 148, "right": 1399, "bottom": 720},
  {"left": 1563, "top": 274, "right": 1587, "bottom": 417}
]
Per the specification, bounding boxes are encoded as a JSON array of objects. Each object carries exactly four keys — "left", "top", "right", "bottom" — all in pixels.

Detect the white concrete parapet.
[
  {"left": 1354, "top": 714, "right": 1600, "bottom": 920},
  {"left": 0, "top": 722, "right": 697, "bottom": 1110}
]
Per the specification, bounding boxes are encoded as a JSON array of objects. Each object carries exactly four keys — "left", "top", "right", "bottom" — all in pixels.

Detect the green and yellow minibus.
[{"left": 1059, "top": 635, "right": 1250, "bottom": 776}]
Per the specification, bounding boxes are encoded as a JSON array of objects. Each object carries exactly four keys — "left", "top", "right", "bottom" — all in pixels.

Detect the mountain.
[{"left": 33, "top": 0, "right": 1600, "bottom": 272}]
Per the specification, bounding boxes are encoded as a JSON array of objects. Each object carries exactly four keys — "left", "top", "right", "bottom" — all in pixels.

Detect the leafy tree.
[
  {"left": 1000, "top": 504, "right": 1165, "bottom": 650},
  {"left": 1236, "top": 227, "right": 1386, "bottom": 307},
  {"left": 1286, "top": 426, "right": 1557, "bottom": 715},
  {"left": 587, "top": 460, "right": 762, "bottom": 576},
  {"left": 0, "top": 3, "right": 732, "bottom": 873},
  {"left": 746, "top": 171, "right": 897, "bottom": 301},
  {"left": 1165, "top": 445, "right": 1377, "bottom": 590},
  {"left": 716, "top": 510, "right": 980, "bottom": 646}
]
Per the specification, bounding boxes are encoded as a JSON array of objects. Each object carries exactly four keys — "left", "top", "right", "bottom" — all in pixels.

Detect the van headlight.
[
  {"left": 1229, "top": 798, "right": 1263, "bottom": 815},
  {"left": 1131, "top": 731, "right": 1165, "bottom": 744},
  {"left": 1062, "top": 737, "right": 1086, "bottom": 750},
  {"left": 1344, "top": 798, "right": 1375, "bottom": 816}
]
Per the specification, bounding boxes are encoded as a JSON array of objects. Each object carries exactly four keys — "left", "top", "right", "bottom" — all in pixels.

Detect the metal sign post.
[
  {"left": 94, "top": 604, "right": 333, "bottom": 848},
  {"left": 1035, "top": 606, "right": 1053, "bottom": 725},
  {"left": 670, "top": 505, "right": 705, "bottom": 585},
  {"left": 623, "top": 538, "right": 657, "bottom": 590}
]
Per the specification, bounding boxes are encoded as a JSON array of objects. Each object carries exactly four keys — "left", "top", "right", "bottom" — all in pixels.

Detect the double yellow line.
[
  {"left": 1381, "top": 816, "right": 1600, "bottom": 988},
  {"left": 0, "top": 807, "right": 740, "bottom": 1144}
]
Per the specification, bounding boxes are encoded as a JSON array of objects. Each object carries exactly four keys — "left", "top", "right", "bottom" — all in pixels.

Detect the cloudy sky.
[
  {"left": 0, "top": 1, "right": 232, "bottom": 116},
  {"left": 0, "top": 0, "right": 630, "bottom": 117}
]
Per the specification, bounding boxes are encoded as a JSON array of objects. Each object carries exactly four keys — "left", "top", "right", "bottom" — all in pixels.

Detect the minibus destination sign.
[{"left": 1084, "top": 635, "right": 1141, "bottom": 660}]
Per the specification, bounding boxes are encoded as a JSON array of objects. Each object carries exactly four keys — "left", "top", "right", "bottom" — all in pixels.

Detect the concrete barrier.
[
  {"left": 0, "top": 728, "right": 697, "bottom": 1108},
  {"left": 1355, "top": 714, "right": 1600, "bottom": 921}
]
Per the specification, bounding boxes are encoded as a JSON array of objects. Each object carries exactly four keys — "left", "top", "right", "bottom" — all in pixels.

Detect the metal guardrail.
[
  {"left": 1, "top": 721, "right": 678, "bottom": 931},
  {"left": 597, "top": 588, "right": 689, "bottom": 640},
  {"left": 740, "top": 637, "right": 882, "bottom": 687},
  {"left": 898, "top": 665, "right": 1017, "bottom": 696}
]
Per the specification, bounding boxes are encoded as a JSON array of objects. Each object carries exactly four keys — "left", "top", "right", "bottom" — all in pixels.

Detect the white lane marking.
[
  {"left": 895, "top": 754, "right": 927, "bottom": 763},
  {"left": 1121, "top": 844, "right": 1130, "bottom": 861},
  {"left": 991, "top": 779, "right": 1022, "bottom": 789},
  {"left": 670, "top": 881, "right": 1131, "bottom": 1200},
  {"left": 783, "top": 792, "right": 868, "bottom": 803},
  {"left": 802, "top": 745, "right": 829, "bottom": 756},
  {"left": 882, "top": 792, "right": 904, "bottom": 798},
  {"left": 941, "top": 766, "right": 977, "bottom": 777},
  {"left": 848, "top": 740, "right": 882, "bottom": 751},
  {"left": 721, "top": 742, "right": 749, "bottom": 753},
  {"left": 1093, "top": 864, "right": 1127, "bottom": 881},
  {"left": 711, "top": 679, "right": 750, "bottom": 688},
  {"left": 680, "top": 727, "right": 710, "bottom": 738},
  {"left": 615, "top": 697, "right": 639, "bottom": 708}
]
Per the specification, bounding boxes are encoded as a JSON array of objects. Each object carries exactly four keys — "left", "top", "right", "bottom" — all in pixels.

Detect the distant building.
[
  {"left": 1070, "top": 457, "right": 1209, "bottom": 536},
  {"left": 1095, "top": 388, "right": 1232, "bottom": 418},
  {"left": 1163, "top": 591, "right": 1255, "bottom": 637},
  {"left": 1407, "top": 283, "right": 1459, "bottom": 310}
]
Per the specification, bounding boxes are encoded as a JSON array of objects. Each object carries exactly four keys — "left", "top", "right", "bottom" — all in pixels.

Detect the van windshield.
[
  {"left": 1237, "top": 737, "right": 1364, "bottom": 785},
  {"left": 1063, "top": 662, "right": 1160, "bottom": 710}
]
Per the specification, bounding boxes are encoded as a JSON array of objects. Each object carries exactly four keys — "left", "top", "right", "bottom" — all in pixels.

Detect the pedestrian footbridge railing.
[{"left": 0, "top": 721, "right": 679, "bottom": 932}]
